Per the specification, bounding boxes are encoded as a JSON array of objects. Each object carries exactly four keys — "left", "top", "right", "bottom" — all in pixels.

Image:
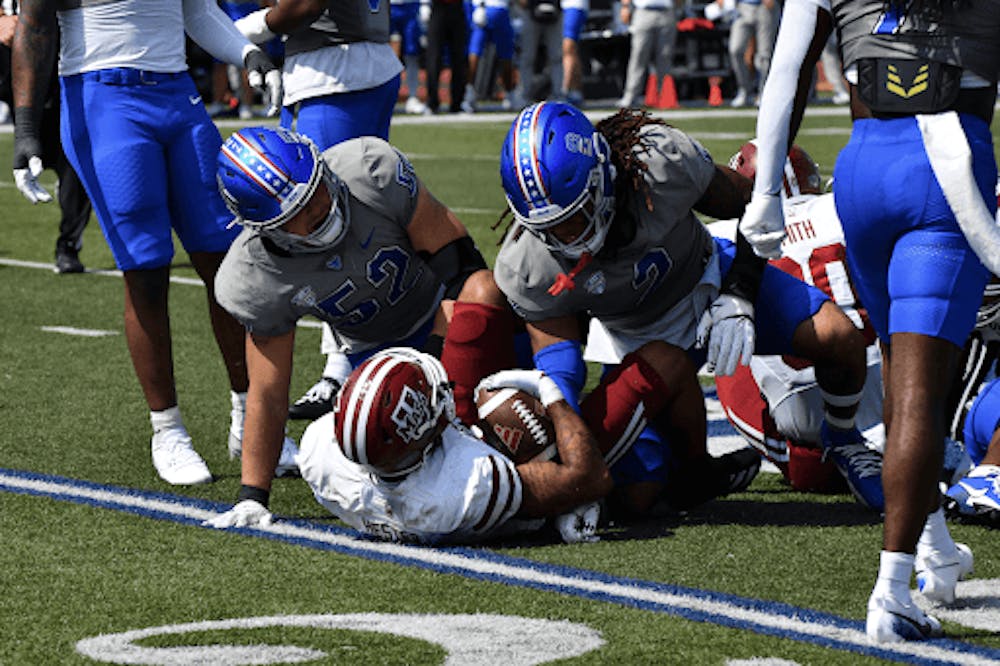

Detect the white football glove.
[
  {"left": 234, "top": 8, "right": 276, "bottom": 44},
  {"left": 472, "top": 3, "right": 488, "bottom": 27},
  {"left": 13, "top": 156, "right": 51, "bottom": 204},
  {"left": 476, "top": 369, "right": 564, "bottom": 407},
  {"left": 555, "top": 502, "right": 600, "bottom": 543},
  {"left": 695, "top": 293, "right": 755, "bottom": 377},
  {"left": 739, "top": 191, "right": 785, "bottom": 259},
  {"left": 244, "top": 48, "right": 282, "bottom": 117},
  {"left": 203, "top": 499, "right": 273, "bottom": 529}
]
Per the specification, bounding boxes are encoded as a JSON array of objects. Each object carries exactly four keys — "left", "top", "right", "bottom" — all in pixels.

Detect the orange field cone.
[
  {"left": 707, "top": 76, "right": 723, "bottom": 107},
  {"left": 657, "top": 75, "right": 679, "bottom": 109},
  {"left": 643, "top": 73, "right": 659, "bottom": 107}
]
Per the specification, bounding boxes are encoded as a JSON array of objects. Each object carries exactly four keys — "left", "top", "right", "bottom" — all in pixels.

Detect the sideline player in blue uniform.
[
  {"left": 11, "top": 0, "right": 282, "bottom": 487},
  {"left": 740, "top": 0, "right": 1000, "bottom": 643}
]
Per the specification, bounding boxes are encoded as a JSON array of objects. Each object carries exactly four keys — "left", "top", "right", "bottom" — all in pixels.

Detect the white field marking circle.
[{"left": 75, "top": 613, "right": 605, "bottom": 666}]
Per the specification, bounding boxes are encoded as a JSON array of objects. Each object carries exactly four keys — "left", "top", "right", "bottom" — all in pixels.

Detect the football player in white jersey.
[
  {"left": 712, "top": 141, "right": 886, "bottom": 509},
  {"left": 11, "top": 0, "right": 282, "bottom": 486},
  {"left": 495, "top": 103, "right": 870, "bottom": 515},
  {"left": 212, "top": 337, "right": 709, "bottom": 543},
  {"left": 206, "top": 127, "right": 518, "bottom": 525}
]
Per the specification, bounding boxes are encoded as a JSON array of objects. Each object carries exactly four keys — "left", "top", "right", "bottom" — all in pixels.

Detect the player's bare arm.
[
  {"left": 243, "top": 329, "right": 297, "bottom": 491},
  {"left": 693, "top": 166, "right": 752, "bottom": 221},
  {"left": 406, "top": 183, "right": 470, "bottom": 255},
  {"left": 11, "top": 0, "right": 57, "bottom": 113},
  {"left": 515, "top": 400, "right": 612, "bottom": 518},
  {"left": 262, "top": 0, "right": 329, "bottom": 35},
  {"left": 526, "top": 316, "right": 583, "bottom": 355}
]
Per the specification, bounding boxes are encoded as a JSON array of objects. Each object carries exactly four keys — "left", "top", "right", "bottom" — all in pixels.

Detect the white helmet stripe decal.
[
  {"left": 221, "top": 132, "right": 289, "bottom": 199},
  {"left": 513, "top": 103, "right": 549, "bottom": 210},
  {"left": 347, "top": 355, "right": 407, "bottom": 467}
]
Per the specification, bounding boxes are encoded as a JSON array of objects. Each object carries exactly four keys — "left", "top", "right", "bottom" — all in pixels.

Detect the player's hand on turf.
[
  {"left": 739, "top": 191, "right": 785, "bottom": 259},
  {"left": 695, "top": 293, "right": 755, "bottom": 377},
  {"left": 13, "top": 113, "right": 51, "bottom": 204},
  {"left": 204, "top": 499, "right": 273, "bottom": 529},
  {"left": 244, "top": 48, "right": 282, "bottom": 117},
  {"left": 555, "top": 502, "right": 600, "bottom": 543},
  {"left": 477, "top": 369, "right": 564, "bottom": 407}
]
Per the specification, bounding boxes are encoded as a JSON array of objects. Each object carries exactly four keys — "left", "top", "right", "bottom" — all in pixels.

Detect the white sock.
[
  {"left": 150, "top": 405, "right": 183, "bottom": 433},
  {"left": 324, "top": 353, "right": 353, "bottom": 382},
  {"left": 873, "top": 551, "right": 914, "bottom": 599},
  {"left": 917, "top": 508, "right": 956, "bottom": 557},
  {"left": 230, "top": 391, "right": 247, "bottom": 437}
]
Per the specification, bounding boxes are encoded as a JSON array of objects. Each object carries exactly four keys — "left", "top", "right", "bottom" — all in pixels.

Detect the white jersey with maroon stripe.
[
  {"left": 711, "top": 193, "right": 882, "bottom": 445},
  {"left": 296, "top": 413, "right": 530, "bottom": 544}
]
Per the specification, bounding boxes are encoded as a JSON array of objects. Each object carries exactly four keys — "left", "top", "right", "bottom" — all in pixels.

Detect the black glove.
[
  {"left": 13, "top": 107, "right": 51, "bottom": 204},
  {"left": 243, "top": 48, "right": 282, "bottom": 117}
]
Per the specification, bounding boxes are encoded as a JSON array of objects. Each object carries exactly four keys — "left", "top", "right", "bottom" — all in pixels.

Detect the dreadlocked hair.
[
  {"left": 595, "top": 108, "right": 670, "bottom": 214},
  {"left": 492, "top": 206, "right": 519, "bottom": 247}
]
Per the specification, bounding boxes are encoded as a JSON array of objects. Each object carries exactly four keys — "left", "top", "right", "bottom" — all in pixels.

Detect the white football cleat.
[
  {"left": 151, "top": 427, "right": 212, "bottom": 485},
  {"left": 915, "top": 542, "right": 974, "bottom": 605},
  {"left": 867, "top": 590, "right": 943, "bottom": 643}
]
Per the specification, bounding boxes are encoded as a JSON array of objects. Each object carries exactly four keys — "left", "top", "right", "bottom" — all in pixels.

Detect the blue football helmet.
[
  {"left": 217, "top": 126, "right": 348, "bottom": 251},
  {"left": 500, "top": 102, "right": 616, "bottom": 258}
]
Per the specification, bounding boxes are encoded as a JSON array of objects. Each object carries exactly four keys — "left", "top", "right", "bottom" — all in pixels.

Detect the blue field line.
[{"left": 3, "top": 468, "right": 998, "bottom": 665}]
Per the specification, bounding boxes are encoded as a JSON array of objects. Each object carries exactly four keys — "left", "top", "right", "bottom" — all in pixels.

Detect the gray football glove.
[{"left": 695, "top": 293, "right": 755, "bottom": 376}]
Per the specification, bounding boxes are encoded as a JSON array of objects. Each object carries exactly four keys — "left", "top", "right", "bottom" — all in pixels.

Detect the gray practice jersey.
[
  {"left": 494, "top": 124, "right": 716, "bottom": 335},
  {"left": 216, "top": 137, "right": 443, "bottom": 351}
]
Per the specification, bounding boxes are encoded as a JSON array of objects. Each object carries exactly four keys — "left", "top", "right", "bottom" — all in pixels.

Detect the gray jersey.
[
  {"left": 831, "top": 0, "right": 1000, "bottom": 83},
  {"left": 495, "top": 124, "right": 716, "bottom": 335},
  {"left": 284, "top": 0, "right": 390, "bottom": 58},
  {"left": 216, "top": 137, "right": 443, "bottom": 351}
]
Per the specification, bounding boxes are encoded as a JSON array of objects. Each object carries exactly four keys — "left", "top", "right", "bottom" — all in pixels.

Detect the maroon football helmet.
[
  {"left": 333, "top": 347, "right": 455, "bottom": 480},
  {"left": 729, "top": 140, "right": 822, "bottom": 198}
]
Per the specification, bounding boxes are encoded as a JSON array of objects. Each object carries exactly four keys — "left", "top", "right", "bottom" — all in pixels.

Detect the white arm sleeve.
[
  {"left": 753, "top": 0, "right": 830, "bottom": 196},
  {"left": 183, "top": 0, "right": 257, "bottom": 67}
]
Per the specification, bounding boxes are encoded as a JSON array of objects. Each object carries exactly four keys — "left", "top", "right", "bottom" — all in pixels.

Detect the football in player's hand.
[{"left": 475, "top": 386, "right": 556, "bottom": 464}]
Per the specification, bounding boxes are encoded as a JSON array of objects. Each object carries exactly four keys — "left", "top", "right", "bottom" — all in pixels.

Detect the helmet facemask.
[
  {"left": 525, "top": 161, "right": 616, "bottom": 259},
  {"left": 262, "top": 167, "right": 350, "bottom": 253}
]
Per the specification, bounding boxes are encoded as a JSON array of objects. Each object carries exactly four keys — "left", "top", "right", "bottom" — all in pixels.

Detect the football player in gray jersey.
[
  {"left": 495, "top": 102, "right": 869, "bottom": 517},
  {"left": 231, "top": 0, "right": 405, "bottom": 421},
  {"left": 207, "top": 126, "right": 518, "bottom": 525},
  {"left": 742, "top": 0, "right": 999, "bottom": 643}
]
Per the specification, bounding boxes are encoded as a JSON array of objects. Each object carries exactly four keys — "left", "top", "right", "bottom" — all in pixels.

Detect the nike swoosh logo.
[
  {"left": 360, "top": 229, "right": 375, "bottom": 249},
  {"left": 189, "top": 95, "right": 202, "bottom": 106},
  {"left": 885, "top": 609, "right": 935, "bottom": 637}
]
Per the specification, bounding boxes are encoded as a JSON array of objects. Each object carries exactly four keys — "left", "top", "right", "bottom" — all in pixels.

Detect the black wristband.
[
  {"left": 721, "top": 230, "right": 767, "bottom": 303},
  {"left": 237, "top": 484, "right": 270, "bottom": 508}
]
